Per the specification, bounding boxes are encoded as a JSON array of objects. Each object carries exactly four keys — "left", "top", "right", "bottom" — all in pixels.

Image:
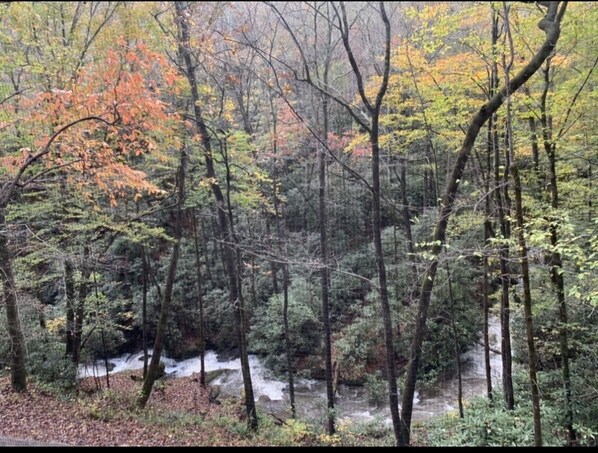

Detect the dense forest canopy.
[{"left": 0, "top": 1, "right": 596, "bottom": 447}]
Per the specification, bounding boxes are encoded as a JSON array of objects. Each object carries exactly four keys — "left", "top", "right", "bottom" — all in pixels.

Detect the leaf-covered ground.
[{"left": 0, "top": 371, "right": 268, "bottom": 446}]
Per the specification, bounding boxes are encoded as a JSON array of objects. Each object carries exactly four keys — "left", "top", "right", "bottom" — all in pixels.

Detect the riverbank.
[
  {"left": 0, "top": 372, "right": 239, "bottom": 446},
  {"left": 0, "top": 371, "right": 403, "bottom": 446}
]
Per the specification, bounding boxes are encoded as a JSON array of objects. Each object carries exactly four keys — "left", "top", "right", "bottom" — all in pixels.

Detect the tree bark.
[
  {"left": 0, "top": 209, "right": 27, "bottom": 392},
  {"left": 398, "top": 2, "right": 567, "bottom": 444},
  {"left": 502, "top": 9, "right": 542, "bottom": 438},
  {"left": 173, "top": 1, "right": 257, "bottom": 429},
  {"left": 482, "top": 119, "right": 494, "bottom": 401},
  {"left": 446, "top": 261, "right": 463, "bottom": 418},
  {"left": 65, "top": 259, "right": 76, "bottom": 359},
  {"left": 495, "top": 123, "right": 515, "bottom": 411},
  {"left": 539, "top": 59, "right": 576, "bottom": 446},
  {"left": 141, "top": 244, "right": 149, "bottom": 379},
  {"left": 191, "top": 208, "right": 206, "bottom": 388},
  {"left": 318, "top": 40, "right": 335, "bottom": 435},
  {"left": 137, "top": 146, "right": 187, "bottom": 408},
  {"left": 72, "top": 244, "right": 90, "bottom": 366}
]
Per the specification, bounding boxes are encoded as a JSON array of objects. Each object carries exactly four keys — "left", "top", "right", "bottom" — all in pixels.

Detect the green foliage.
[
  {"left": 79, "top": 287, "right": 129, "bottom": 362},
  {"left": 335, "top": 301, "right": 382, "bottom": 383},
  {"left": 364, "top": 370, "right": 387, "bottom": 407},
  {"left": 279, "top": 418, "right": 313, "bottom": 444},
  {"left": 421, "top": 364, "right": 598, "bottom": 447},
  {"left": 421, "top": 394, "right": 549, "bottom": 446},
  {"left": 249, "top": 277, "right": 321, "bottom": 374},
  {"left": 204, "top": 288, "right": 237, "bottom": 352},
  {"left": 329, "top": 245, "right": 377, "bottom": 326},
  {"left": 27, "top": 340, "right": 78, "bottom": 389}
]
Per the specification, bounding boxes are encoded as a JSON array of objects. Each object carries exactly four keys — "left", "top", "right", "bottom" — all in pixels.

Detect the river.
[{"left": 78, "top": 316, "right": 503, "bottom": 426}]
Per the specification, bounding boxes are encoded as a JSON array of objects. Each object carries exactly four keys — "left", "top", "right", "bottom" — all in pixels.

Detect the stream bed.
[{"left": 78, "top": 317, "right": 503, "bottom": 426}]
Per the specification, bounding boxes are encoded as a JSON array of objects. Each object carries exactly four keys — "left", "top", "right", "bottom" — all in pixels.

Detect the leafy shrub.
[
  {"left": 27, "top": 341, "right": 77, "bottom": 389},
  {"left": 364, "top": 370, "right": 387, "bottom": 407},
  {"left": 249, "top": 277, "right": 321, "bottom": 374}
]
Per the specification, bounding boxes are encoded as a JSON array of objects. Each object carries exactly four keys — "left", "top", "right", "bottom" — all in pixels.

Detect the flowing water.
[{"left": 78, "top": 316, "right": 503, "bottom": 426}]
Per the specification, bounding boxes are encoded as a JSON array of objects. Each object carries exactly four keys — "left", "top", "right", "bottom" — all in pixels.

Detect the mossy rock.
[{"left": 205, "top": 368, "right": 230, "bottom": 383}]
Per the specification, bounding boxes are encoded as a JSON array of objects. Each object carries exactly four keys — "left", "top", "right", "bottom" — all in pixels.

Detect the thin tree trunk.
[
  {"left": 65, "top": 259, "right": 76, "bottom": 359},
  {"left": 0, "top": 209, "right": 27, "bottom": 392},
  {"left": 528, "top": 116, "right": 543, "bottom": 191},
  {"left": 191, "top": 208, "right": 206, "bottom": 388},
  {"left": 371, "top": 124, "right": 402, "bottom": 446},
  {"left": 137, "top": 146, "right": 187, "bottom": 408},
  {"left": 270, "top": 91, "right": 296, "bottom": 418},
  {"left": 222, "top": 134, "right": 258, "bottom": 432},
  {"left": 318, "top": 55, "right": 335, "bottom": 436},
  {"left": 72, "top": 244, "right": 90, "bottom": 367},
  {"left": 333, "top": 2, "right": 402, "bottom": 444},
  {"left": 495, "top": 123, "right": 515, "bottom": 410},
  {"left": 511, "top": 140, "right": 543, "bottom": 446},
  {"left": 141, "top": 244, "right": 149, "bottom": 379},
  {"left": 282, "top": 262, "right": 295, "bottom": 418},
  {"left": 398, "top": 3, "right": 567, "bottom": 444},
  {"left": 483, "top": 120, "right": 494, "bottom": 401},
  {"left": 200, "top": 216, "right": 214, "bottom": 286},
  {"left": 503, "top": 9, "right": 542, "bottom": 439},
  {"left": 93, "top": 272, "right": 110, "bottom": 390},
  {"left": 446, "top": 261, "right": 463, "bottom": 418},
  {"left": 174, "top": 1, "right": 257, "bottom": 429},
  {"left": 491, "top": 5, "right": 515, "bottom": 410},
  {"left": 539, "top": 59, "right": 577, "bottom": 446},
  {"left": 399, "top": 157, "right": 418, "bottom": 304},
  {"left": 266, "top": 219, "right": 279, "bottom": 294}
]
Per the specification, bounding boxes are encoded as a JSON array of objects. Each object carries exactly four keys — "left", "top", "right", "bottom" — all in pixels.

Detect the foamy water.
[{"left": 78, "top": 316, "right": 503, "bottom": 423}]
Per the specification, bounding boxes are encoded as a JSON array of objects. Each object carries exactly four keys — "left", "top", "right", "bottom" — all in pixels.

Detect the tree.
[
  {"left": 503, "top": 3, "right": 542, "bottom": 442},
  {"left": 137, "top": 145, "right": 187, "bottom": 408},
  {"left": 260, "top": 1, "right": 402, "bottom": 441},
  {"left": 398, "top": 2, "right": 568, "bottom": 445},
  {"left": 0, "top": 39, "right": 178, "bottom": 392},
  {"left": 172, "top": 1, "right": 258, "bottom": 430}
]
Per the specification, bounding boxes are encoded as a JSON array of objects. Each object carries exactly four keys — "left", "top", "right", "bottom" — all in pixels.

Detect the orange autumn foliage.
[{"left": 2, "top": 39, "right": 181, "bottom": 207}]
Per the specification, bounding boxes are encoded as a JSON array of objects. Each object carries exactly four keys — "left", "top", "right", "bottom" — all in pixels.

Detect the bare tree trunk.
[
  {"left": 191, "top": 208, "right": 206, "bottom": 388},
  {"left": 482, "top": 120, "right": 494, "bottom": 401},
  {"left": 399, "top": 156, "right": 418, "bottom": 304},
  {"left": 446, "top": 261, "right": 463, "bottom": 418},
  {"left": 335, "top": 2, "right": 403, "bottom": 443},
  {"left": 528, "top": 116, "right": 543, "bottom": 191},
  {"left": 65, "top": 259, "right": 76, "bottom": 359},
  {"left": 269, "top": 91, "right": 295, "bottom": 417},
  {"left": 140, "top": 246, "right": 149, "bottom": 380},
  {"left": 137, "top": 146, "right": 187, "bottom": 408},
  {"left": 223, "top": 134, "right": 258, "bottom": 431},
  {"left": 173, "top": 1, "right": 257, "bottom": 429},
  {"left": 490, "top": 6, "right": 515, "bottom": 410},
  {"left": 495, "top": 123, "right": 515, "bottom": 411},
  {"left": 325, "top": 2, "right": 402, "bottom": 443},
  {"left": 511, "top": 138, "right": 543, "bottom": 445},
  {"left": 0, "top": 209, "right": 27, "bottom": 392},
  {"left": 539, "top": 59, "right": 577, "bottom": 446},
  {"left": 72, "top": 244, "right": 90, "bottom": 366},
  {"left": 502, "top": 8, "right": 542, "bottom": 440},
  {"left": 318, "top": 49, "right": 336, "bottom": 435},
  {"left": 398, "top": 2, "right": 567, "bottom": 444},
  {"left": 281, "top": 262, "right": 295, "bottom": 418}
]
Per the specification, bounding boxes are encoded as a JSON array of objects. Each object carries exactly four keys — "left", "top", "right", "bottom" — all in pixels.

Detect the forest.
[{"left": 0, "top": 1, "right": 596, "bottom": 447}]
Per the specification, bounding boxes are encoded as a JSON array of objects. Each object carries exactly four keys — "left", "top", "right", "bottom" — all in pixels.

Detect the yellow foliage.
[
  {"left": 46, "top": 317, "right": 66, "bottom": 335},
  {"left": 281, "top": 419, "right": 312, "bottom": 444}
]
